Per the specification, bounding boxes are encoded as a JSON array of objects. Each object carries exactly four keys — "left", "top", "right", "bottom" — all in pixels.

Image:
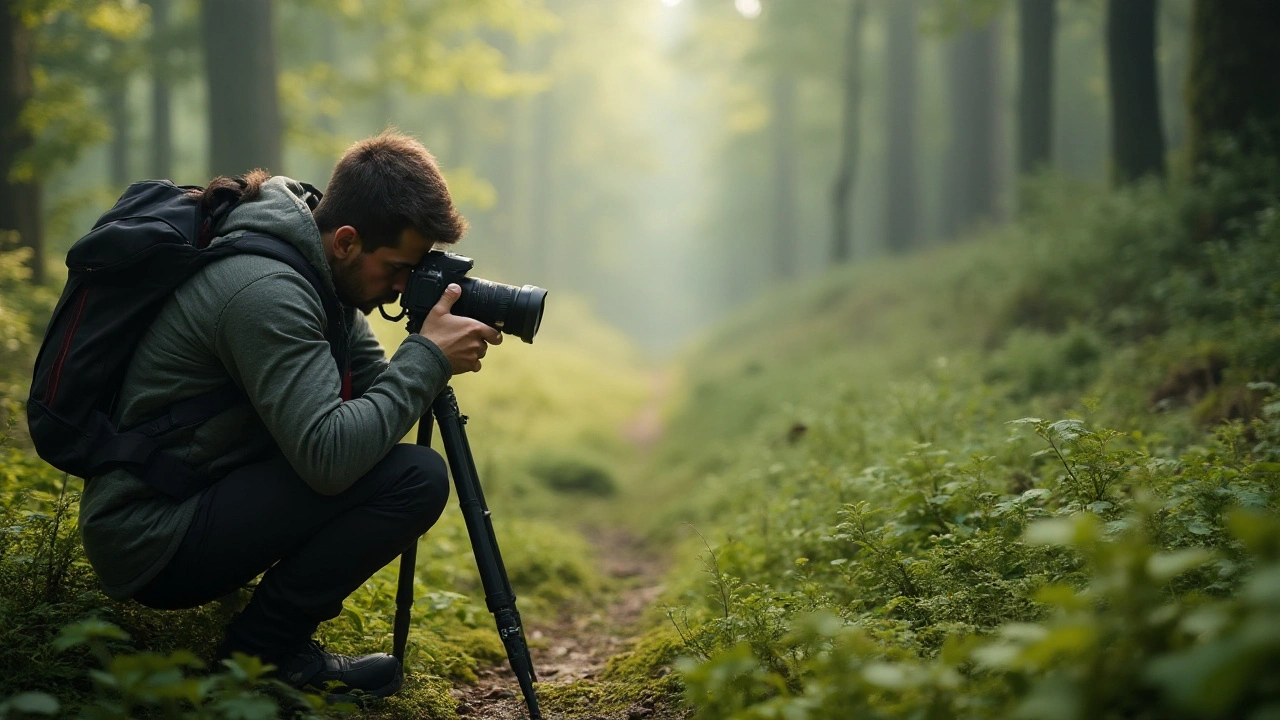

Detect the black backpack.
[{"left": 27, "top": 179, "right": 349, "bottom": 500}]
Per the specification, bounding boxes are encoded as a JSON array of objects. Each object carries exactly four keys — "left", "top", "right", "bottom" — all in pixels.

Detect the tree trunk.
[
  {"left": 884, "top": 0, "right": 918, "bottom": 255},
  {"left": 0, "top": 1, "right": 43, "bottom": 283},
  {"left": 529, "top": 74, "right": 555, "bottom": 284},
  {"left": 107, "top": 85, "right": 130, "bottom": 187},
  {"left": 1017, "top": 0, "right": 1055, "bottom": 175},
  {"left": 148, "top": 0, "right": 173, "bottom": 179},
  {"left": 772, "top": 73, "right": 797, "bottom": 278},
  {"left": 201, "top": 0, "right": 282, "bottom": 177},
  {"left": 1106, "top": 0, "right": 1165, "bottom": 183},
  {"left": 1186, "top": 0, "right": 1280, "bottom": 173},
  {"left": 941, "top": 19, "right": 999, "bottom": 239},
  {"left": 831, "top": 0, "right": 867, "bottom": 264}
]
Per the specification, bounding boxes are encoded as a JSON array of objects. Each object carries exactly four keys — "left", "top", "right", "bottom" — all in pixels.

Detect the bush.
[{"left": 528, "top": 452, "right": 618, "bottom": 497}]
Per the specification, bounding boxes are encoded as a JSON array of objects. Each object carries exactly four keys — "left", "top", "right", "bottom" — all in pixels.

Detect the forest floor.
[
  {"left": 449, "top": 372, "right": 683, "bottom": 719},
  {"left": 449, "top": 528, "right": 680, "bottom": 720}
]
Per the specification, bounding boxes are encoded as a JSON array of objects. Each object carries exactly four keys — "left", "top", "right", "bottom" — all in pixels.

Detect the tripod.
[{"left": 391, "top": 386, "right": 542, "bottom": 719}]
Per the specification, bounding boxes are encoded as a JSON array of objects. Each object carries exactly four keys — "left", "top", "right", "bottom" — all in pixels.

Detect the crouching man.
[{"left": 77, "top": 132, "right": 501, "bottom": 697}]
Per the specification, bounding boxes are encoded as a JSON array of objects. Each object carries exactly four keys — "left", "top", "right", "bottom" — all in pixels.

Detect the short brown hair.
[{"left": 312, "top": 132, "right": 467, "bottom": 252}]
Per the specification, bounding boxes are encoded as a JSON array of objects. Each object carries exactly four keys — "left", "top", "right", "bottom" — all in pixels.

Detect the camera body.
[{"left": 401, "top": 250, "right": 547, "bottom": 343}]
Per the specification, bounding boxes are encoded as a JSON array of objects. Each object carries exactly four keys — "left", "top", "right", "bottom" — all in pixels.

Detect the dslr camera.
[{"left": 399, "top": 251, "right": 547, "bottom": 343}]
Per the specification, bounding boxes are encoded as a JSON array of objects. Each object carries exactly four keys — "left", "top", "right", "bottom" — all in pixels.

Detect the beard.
[{"left": 330, "top": 256, "right": 397, "bottom": 315}]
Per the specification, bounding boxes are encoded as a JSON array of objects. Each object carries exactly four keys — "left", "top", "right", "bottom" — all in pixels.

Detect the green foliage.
[
  {"left": 655, "top": 162, "right": 1280, "bottom": 717},
  {"left": 528, "top": 451, "right": 617, "bottom": 497},
  {"left": 14, "top": 1, "right": 150, "bottom": 182}
]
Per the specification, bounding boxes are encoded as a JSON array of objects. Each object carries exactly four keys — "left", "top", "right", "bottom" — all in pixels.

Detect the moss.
[
  {"left": 533, "top": 630, "right": 688, "bottom": 718},
  {"left": 365, "top": 672, "right": 457, "bottom": 720},
  {"left": 602, "top": 627, "right": 683, "bottom": 683}
]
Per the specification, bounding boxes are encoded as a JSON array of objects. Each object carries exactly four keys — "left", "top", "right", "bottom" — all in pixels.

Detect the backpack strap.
[
  {"left": 100, "top": 234, "right": 352, "bottom": 500},
  {"left": 89, "top": 388, "right": 246, "bottom": 500}
]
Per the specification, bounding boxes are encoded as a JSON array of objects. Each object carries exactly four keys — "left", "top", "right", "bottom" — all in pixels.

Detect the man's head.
[{"left": 314, "top": 132, "right": 467, "bottom": 313}]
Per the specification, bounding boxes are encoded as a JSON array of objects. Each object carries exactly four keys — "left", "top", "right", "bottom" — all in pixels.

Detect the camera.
[{"left": 400, "top": 251, "right": 547, "bottom": 343}]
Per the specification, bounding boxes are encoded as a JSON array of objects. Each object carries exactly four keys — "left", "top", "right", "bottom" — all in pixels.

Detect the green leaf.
[
  {"left": 53, "top": 618, "right": 130, "bottom": 651},
  {"left": 1148, "top": 549, "right": 1214, "bottom": 583},
  {"left": 1, "top": 692, "right": 59, "bottom": 716}
]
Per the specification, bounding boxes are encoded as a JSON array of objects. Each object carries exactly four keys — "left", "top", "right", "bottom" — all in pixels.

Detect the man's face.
[{"left": 331, "top": 227, "right": 433, "bottom": 314}]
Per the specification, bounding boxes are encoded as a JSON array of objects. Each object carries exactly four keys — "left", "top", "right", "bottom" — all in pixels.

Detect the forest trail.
[{"left": 449, "top": 528, "right": 677, "bottom": 720}]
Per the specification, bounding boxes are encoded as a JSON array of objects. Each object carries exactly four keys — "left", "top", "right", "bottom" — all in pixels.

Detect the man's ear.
[{"left": 332, "top": 225, "right": 363, "bottom": 260}]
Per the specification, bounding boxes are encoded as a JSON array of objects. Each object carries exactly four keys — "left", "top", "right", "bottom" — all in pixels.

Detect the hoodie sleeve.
[
  {"left": 213, "top": 270, "right": 452, "bottom": 494},
  {"left": 346, "top": 309, "right": 390, "bottom": 398}
]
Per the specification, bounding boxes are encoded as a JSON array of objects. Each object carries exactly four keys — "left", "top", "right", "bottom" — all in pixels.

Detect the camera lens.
[{"left": 454, "top": 277, "right": 548, "bottom": 343}]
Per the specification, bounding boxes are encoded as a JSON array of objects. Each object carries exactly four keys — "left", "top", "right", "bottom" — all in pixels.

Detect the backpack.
[{"left": 26, "top": 179, "right": 350, "bottom": 500}]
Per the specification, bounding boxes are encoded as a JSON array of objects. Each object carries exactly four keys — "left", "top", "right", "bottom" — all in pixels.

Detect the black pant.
[{"left": 134, "top": 444, "right": 450, "bottom": 660}]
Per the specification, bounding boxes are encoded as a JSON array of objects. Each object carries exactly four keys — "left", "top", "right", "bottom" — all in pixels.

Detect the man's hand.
[{"left": 418, "top": 284, "right": 502, "bottom": 374}]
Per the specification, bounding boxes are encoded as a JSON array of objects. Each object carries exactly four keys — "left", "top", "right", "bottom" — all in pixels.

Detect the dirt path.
[{"left": 448, "top": 529, "right": 673, "bottom": 720}]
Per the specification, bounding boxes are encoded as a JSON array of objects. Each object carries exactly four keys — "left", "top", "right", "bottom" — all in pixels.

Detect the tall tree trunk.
[
  {"left": 1106, "top": 0, "right": 1165, "bottom": 183},
  {"left": 1186, "top": 0, "right": 1280, "bottom": 173},
  {"left": 107, "top": 85, "right": 130, "bottom": 187},
  {"left": 0, "top": 1, "right": 43, "bottom": 283},
  {"left": 884, "top": 0, "right": 918, "bottom": 255},
  {"left": 529, "top": 75, "right": 555, "bottom": 284},
  {"left": 148, "top": 0, "right": 173, "bottom": 179},
  {"left": 1017, "top": 0, "right": 1055, "bottom": 175},
  {"left": 942, "top": 19, "right": 999, "bottom": 239},
  {"left": 831, "top": 0, "right": 867, "bottom": 264},
  {"left": 772, "top": 73, "right": 797, "bottom": 278},
  {"left": 201, "top": 0, "right": 282, "bottom": 177}
]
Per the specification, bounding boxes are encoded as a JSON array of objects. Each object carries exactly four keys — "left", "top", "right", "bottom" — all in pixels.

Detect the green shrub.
[{"left": 528, "top": 452, "right": 618, "bottom": 497}]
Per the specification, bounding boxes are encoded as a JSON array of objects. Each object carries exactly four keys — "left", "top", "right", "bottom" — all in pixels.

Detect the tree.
[
  {"left": 1186, "top": 0, "right": 1280, "bottom": 173},
  {"left": 1017, "top": 0, "right": 1055, "bottom": 176},
  {"left": 147, "top": 0, "right": 173, "bottom": 179},
  {"left": 202, "top": 0, "right": 283, "bottom": 176},
  {"left": 941, "top": 16, "right": 1000, "bottom": 239},
  {"left": 884, "top": 0, "right": 919, "bottom": 254},
  {"left": 0, "top": 0, "right": 42, "bottom": 283},
  {"left": 831, "top": 0, "right": 867, "bottom": 264},
  {"left": 772, "top": 73, "right": 797, "bottom": 277},
  {"left": 1106, "top": 0, "right": 1165, "bottom": 183}
]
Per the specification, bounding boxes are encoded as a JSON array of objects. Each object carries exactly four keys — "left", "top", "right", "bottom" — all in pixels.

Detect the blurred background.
[{"left": 0, "top": 0, "right": 1195, "bottom": 356}]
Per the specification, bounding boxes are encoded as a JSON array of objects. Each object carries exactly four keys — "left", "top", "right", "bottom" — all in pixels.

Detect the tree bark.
[
  {"left": 1106, "top": 0, "right": 1165, "bottom": 184},
  {"left": 201, "top": 0, "right": 283, "bottom": 177},
  {"left": 941, "top": 19, "right": 999, "bottom": 239},
  {"left": 0, "top": 1, "right": 43, "bottom": 283},
  {"left": 884, "top": 0, "right": 918, "bottom": 255},
  {"left": 772, "top": 73, "right": 797, "bottom": 278},
  {"left": 831, "top": 0, "right": 867, "bottom": 264},
  {"left": 1017, "top": 0, "right": 1055, "bottom": 175},
  {"left": 1186, "top": 0, "right": 1280, "bottom": 173},
  {"left": 148, "top": 0, "right": 173, "bottom": 179}
]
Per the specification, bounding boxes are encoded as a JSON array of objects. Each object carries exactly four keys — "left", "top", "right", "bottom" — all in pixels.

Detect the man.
[{"left": 76, "top": 132, "right": 500, "bottom": 697}]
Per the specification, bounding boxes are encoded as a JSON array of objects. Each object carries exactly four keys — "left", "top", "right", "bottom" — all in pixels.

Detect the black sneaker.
[{"left": 276, "top": 640, "right": 402, "bottom": 698}]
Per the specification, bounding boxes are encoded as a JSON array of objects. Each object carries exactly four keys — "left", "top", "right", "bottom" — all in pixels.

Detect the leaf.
[
  {"left": 1024, "top": 519, "right": 1076, "bottom": 546},
  {"left": 1148, "top": 549, "right": 1214, "bottom": 583},
  {"left": 53, "top": 618, "right": 130, "bottom": 651},
  {"left": 862, "top": 662, "right": 917, "bottom": 689},
  {"left": 2, "top": 692, "right": 59, "bottom": 715}
]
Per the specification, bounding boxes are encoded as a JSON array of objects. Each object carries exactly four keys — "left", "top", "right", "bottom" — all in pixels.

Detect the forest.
[{"left": 2, "top": 0, "right": 1279, "bottom": 718}]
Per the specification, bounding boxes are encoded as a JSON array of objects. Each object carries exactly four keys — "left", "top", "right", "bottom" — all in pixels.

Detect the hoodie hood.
[{"left": 214, "top": 176, "right": 337, "bottom": 295}]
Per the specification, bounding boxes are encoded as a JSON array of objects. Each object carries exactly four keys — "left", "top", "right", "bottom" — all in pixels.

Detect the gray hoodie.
[{"left": 78, "top": 176, "right": 451, "bottom": 600}]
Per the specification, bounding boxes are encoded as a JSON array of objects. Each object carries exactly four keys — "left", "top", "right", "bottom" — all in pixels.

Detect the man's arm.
[
  {"left": 213, "top": 271, "right": 451, "bottom": 495},
  {"left": 346, "top": 309, "right": 390, "bottom": 398}
]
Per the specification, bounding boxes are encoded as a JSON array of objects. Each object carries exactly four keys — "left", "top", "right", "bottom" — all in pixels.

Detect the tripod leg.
[
  {"left": 392, "top": 416, "right": 435, "bottom": 667},
  {"left": 433, "top": 387, "right": 542, "bottom": 719}
]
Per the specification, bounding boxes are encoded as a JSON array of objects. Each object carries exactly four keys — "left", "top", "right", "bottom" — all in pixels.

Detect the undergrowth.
[{"left": 650, "top": 158, "right": 1280, "bottom": 718}]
